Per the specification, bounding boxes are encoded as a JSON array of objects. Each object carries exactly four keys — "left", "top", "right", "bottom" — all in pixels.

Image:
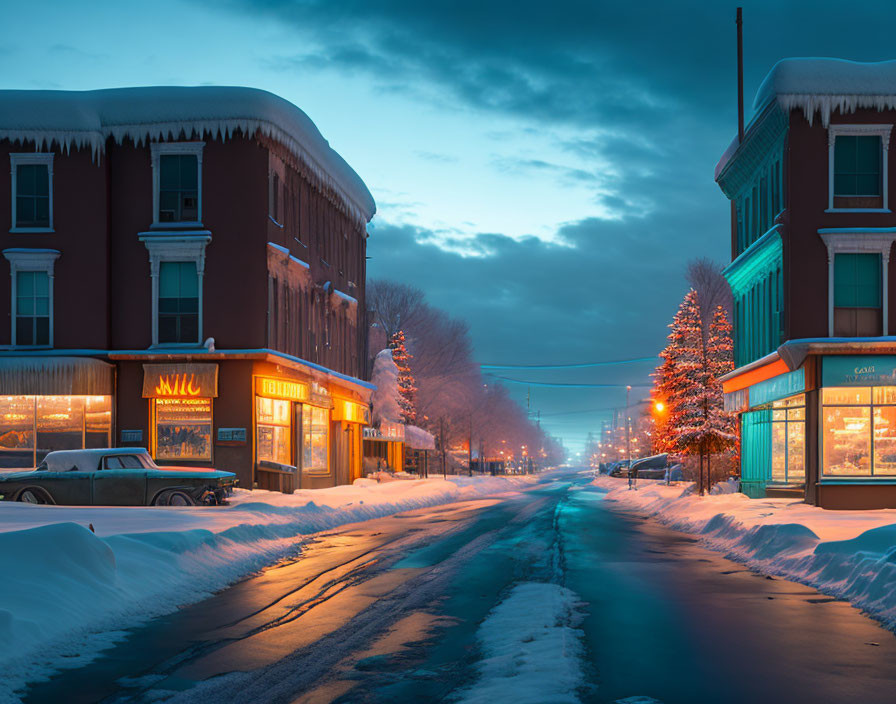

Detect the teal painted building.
[{"left": 716, "top": 58, "right": 896, "bottom": 509}]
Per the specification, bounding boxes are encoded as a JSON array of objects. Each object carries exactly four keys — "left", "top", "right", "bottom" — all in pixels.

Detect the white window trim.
[
  {"left": 819, "top": 229, "right": 896, "bottom": 336},
  {"left": 827, "top": 124, "right": 892, "bottom": 213},
  {"left": 2, "top": 248, "right": 60, "bottom": 348},
  {"left": 138, "top": 231, "right": 211, "bottom": 347},
  {"left": 10, "top": 153, "right": 54, "bottom": 233},
  {"left": 150, "top": 142, "right": 204, "bottom": 228}
]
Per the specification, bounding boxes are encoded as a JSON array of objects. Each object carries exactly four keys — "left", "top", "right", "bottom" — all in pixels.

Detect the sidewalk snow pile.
[
  {"left": 455, "top": 582, "right": 587, "bottom": 704},
  {"left": 594, "top": 475, "right": 896, "bottom": 630},
  {"left": 0, "top": 474, "right": 534, "bottom": 703}
]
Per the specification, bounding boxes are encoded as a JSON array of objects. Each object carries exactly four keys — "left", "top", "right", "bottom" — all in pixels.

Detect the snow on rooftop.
[
  {"left": 754, "top": 58, "right": 896, "bottom": 126},
  {"left": 0, "top": 86, "right": 375, "bottom": 224}
]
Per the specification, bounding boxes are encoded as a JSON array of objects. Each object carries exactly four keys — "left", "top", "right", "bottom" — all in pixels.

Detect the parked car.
[
  {"left": 0, "top": 448, "right": 237, "bottom": 506},
  {"left": 609, "top": 460, "right": 631, "bottom": 478}
]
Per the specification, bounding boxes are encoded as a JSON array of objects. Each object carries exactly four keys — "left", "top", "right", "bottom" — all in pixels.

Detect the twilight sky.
[{"left": 3, "top": 0, "right": 894, "bottom": 452}]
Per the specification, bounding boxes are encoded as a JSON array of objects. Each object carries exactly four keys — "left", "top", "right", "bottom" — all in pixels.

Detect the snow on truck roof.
[{"left": 0, "top": 86, "right": 375, "bottom": 224}]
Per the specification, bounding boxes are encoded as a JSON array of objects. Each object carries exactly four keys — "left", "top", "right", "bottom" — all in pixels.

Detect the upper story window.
[
  {"left": 139, "top": 230, "right": 209, "bottom": 348},
  {"left": 833, "top": 253, "right": 881, "bottom": 337},
  {"left": 158, "top": 261, "right": 199, "bottom": 344},
  {"left": 827, "top": 125, "right": 891, "bottom": 212},
  {"left": 10, "top": 153, "right": 53, "bottom": 233},
  {"left": 16, "top": 271, "right": 50, "bottom": 346},
  {"left": 150, "top": 142, "right": 204, "bottom": 227},
  {"left": 2, "top": 248, "right": 60, "bottom": 348}
]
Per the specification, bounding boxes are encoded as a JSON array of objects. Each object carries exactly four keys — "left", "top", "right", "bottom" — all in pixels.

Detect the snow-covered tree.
[
  {"left": 389, "top": 330, "right": 418, "bottom": 425},
  {"left": 653, "top": 292, "right": 737, "bottom": 494}
]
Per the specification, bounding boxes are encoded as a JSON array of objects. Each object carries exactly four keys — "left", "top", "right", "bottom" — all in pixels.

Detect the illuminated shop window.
[
  {"left": 0, "top": 395, "right": 111, "bottom": 468},
  {"left": 822, "top": 386, "right": 896, "bottom": 476},
  {"left": 256, "top": 396, "right": 291, "bottom": 466},
  {"left": 153, "top": 397, "right": 212, "bottom": 461},
  {"left": 302, "top": 405, "right": 329, "bottom": 474},
  {"left": 770, "top": 395, "right": 805, "bottom": 484}
]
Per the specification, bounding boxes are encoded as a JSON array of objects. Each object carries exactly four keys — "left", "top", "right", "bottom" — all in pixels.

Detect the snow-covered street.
[{"left": 12, "top": 469, "right": 896, "bottom": 704}]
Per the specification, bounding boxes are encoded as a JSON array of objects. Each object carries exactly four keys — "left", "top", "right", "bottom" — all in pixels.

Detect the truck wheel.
[
  {"left": 18, "top": 488, "right": 49, "bottom": 504},
  {"left": 154, "top": 489, "right": 195, "bottom": 507}
]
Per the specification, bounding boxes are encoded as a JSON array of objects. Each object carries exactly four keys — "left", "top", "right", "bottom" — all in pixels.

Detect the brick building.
[
  {"left": 717, "top": 59, "right": 896, "bottom": 509},
  {"left": 0, "top": 86, "right": 375, "bottom": 491}
]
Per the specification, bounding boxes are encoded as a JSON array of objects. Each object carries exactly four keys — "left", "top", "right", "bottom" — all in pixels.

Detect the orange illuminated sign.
[
  {"left": 143, "top": 364, "right": 218, "bottom": 398},
  {"left": 332, "top": 399, "right": 371, "bottom": 424},
  {"left": 256, "top": 377, "right": 309, "bottom": 403},
  {"left": 155, "top": 373, "right": 202, "bottom": 397}
]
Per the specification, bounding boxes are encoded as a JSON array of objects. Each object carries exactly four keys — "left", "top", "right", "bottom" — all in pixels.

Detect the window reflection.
[
  {"left": 256, "top": 396, "right": 291, "bottom": 466},
  {"left": 823, "top": 386, "right": 896, "bottom": 476},
  {"left": 0, "top": 395, "right": 112, "bottom": 467},
  {"left": 302, "top": 405, "right": 329, "bottom": 474}
]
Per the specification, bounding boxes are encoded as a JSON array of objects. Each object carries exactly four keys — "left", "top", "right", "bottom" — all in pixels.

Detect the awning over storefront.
[
  {"left": 0, "top": 356, "right": 113, "bottom": 395},
  {"left": 405, "top": 425, "right": 436, "bottom": 450},
  {"left": 363, "top": 421, "right": 405, "bottom": 442},
  {"left": 142, "top": 363, "right": 218, "bottom": 398}
]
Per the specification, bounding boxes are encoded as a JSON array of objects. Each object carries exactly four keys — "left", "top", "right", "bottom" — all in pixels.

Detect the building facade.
[
  {"left": 717, "top": 58, "right": 896, "bottom": 509},
  {"left": 0, "top": 87, "right": 375, "bottom": 491}
]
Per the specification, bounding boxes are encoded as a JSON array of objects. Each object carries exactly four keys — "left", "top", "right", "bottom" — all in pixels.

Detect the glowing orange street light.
[{"left": 654, "top": 401, "right": 665, "bottom": 413}]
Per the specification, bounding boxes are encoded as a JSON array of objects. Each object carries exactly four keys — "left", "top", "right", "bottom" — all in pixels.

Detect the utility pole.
[
  {"left": 440, "top": 416, "right": 447, "bottom": 478},
  {"left": 468, "top": 414, "right": 473, "bottom": 476},
  {"left": 626, "top": 385, "right": 633, "bottom": 485}
]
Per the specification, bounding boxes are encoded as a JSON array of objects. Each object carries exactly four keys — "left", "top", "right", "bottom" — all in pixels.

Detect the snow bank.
[
  {"left": 754, "top": 58, "right": 896, "bottom": 126},
  {"left": 455, "top": 582, "right": 586, "bottom": 704},
  {"left": 0, "top": 87, "right": 375, "bottom": 224},
  {"left": 0, "top": 474, "right": 535, "bottom": 703},
  {"left": 593, "top": 475, "right": 896, "bottom": 630},
  {"left": 370, "top": 348, "right": 402, "bottom": 424}
]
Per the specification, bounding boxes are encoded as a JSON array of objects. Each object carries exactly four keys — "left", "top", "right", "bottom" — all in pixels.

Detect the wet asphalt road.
[{"left": 22, "top": 470, "right": 896, "bottom": 704}]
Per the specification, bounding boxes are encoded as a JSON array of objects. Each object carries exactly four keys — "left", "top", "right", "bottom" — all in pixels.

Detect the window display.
[
  {"left": 153, "top": 397, "right": 212, "bottom": 461},
  {"left": 302, "top": 405, "right": 329, "bottom": 473},
  {"left": 0, "top": 395, "right": 112, "bottom": 467},
  {"left": 770, "top": 395, "right": 805, "bottom": 483},
  {"left": 822, "top": 386, "right": 896, "bottom": 476},
  {"left": 256, "top": 396, "right": 291, "bottom": 466}
]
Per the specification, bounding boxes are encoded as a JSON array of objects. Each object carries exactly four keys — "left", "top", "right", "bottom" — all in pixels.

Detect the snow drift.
[
  {"left": 0, "top": 474, "right": 534, "bottom": 703},
  {"left": 594, "top": 475, "right": 896, "bottom": 632}
]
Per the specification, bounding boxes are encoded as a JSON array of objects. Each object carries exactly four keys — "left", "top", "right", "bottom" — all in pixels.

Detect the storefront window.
[
  {"left": 819, "top": 386, "right": 896, "bottom": 476},
  {"left": 770, "top": 395, "right": 805, "bottom": 483},
  {"left": 302, "top": 405, "right": 329, "bottom": 473},
  {"left": 0, "top": 396, "right": 35, "bottom": 468},
  {"left": 37, "top": 396, "right": 84, "bottom": 461},
  {"left": 153, "top": 397, "right": 212, "bottom": 461},
  {"left": 256, "top": 396, "right": 291, "bottom": 466},
  {"left": 85, "top": 396, "right": 112, "bottom": 448},
  {"left": 0, "top": 395, "right": 112, "bottom": 467}
]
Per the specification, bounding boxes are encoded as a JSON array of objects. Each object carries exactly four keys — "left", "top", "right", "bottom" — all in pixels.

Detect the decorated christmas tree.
[
  {"left": 388, "top": 330, "right": 418, "bottom": 425},
  {"left": 652, "top": 291, "right": 738, "bottom": 494},
  {"left": 663, "top": 289, "right": 706, "bottom": 454}
]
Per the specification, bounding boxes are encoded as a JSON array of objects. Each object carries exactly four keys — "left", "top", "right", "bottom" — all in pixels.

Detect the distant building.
[
  {"left": 717, "top": 58, "right": 896, "bottom": 509},
  {"left": 0, "top": 86, "right": 376, "bottom": 492}
]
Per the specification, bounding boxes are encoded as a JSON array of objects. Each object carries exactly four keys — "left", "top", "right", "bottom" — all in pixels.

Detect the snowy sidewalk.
[
  {"left": 594, "top": 475, "right": 896, "bottom": 631},
  {"left": 0, "top": 474, "right": 535, "bottom": 703}
]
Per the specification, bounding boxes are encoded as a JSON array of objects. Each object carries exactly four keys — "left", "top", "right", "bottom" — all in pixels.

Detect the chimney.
[{"left": 737, "top": 7, "right": 744, "bottom": 142}]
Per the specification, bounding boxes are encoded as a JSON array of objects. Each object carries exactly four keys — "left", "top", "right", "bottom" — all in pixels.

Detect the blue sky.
[{"left": 3, "top": 0, "right": 894, "bottom": 452}]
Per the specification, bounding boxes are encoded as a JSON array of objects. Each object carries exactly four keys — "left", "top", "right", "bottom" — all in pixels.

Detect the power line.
[
  {"left": 484, "top": 374, "right": 652, "bottom": 388},
  {"left": 480, "top": 356, "right": 658, "bottom": 370}
]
